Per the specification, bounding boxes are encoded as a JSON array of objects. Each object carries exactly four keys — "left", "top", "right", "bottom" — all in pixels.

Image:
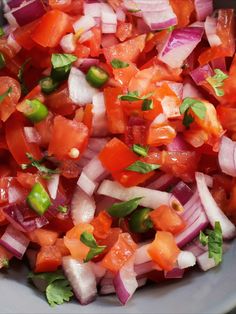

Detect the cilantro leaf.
[
  {"left": 46, "top": 279, "right": 73, "bottom": 307},
  {"left": 108, "top": 197, "right": 143, "bottom": 218},
  {"left": 18, "top": 58, "right": 31, "bottom": 95},
  {"left": 126, "top": 160, "right": 160, "bottom": 174},
  {"left": 21, "top": 153, "right": 59, "bottom": 176},
  {"left": 80, "top": 231, "right": 106, "bottom": 262},
  {"left": 132, "top": 144, "right": 149, "bottom": 157},
  {"left": 28, "top": 271, "right": 65, "bottom": 286},
  {"left": 111, "top": 59, "right": 129, "bottom": 69},
  {"left": 206, "top": 69, "right": 228, "bottom": 97},
  {"left": 0, "top": 257, "right": 9, "bottom": 268},
  {"left": 118, "top": 91, "right": 153, "bottom": 102},
  {"left": 180, "top": 97, "right": 206, "bottom": 128},
  {"left": 0, "top": 87, "right": 12, "bottom": 103},
  {"left": 51, "top": 54, "right": 77, "bottom": 69},
  {"left": 199, "top": 221, "right": 223, "bottom": 265}
]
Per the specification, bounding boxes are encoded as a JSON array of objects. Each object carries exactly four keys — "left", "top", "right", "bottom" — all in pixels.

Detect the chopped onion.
[
  {"left": 172, "top": 181, "right": 193, "bottom": 205},
  {"left": 116, "top": 7, "right": 126, "bottom": 22},
  {"left": 88, "top": 137, "right": 109, "bottom": 153},
  {"left": 84, "top": 2, "right": 101, "bottom": 18},
  {"left": 4, "top": 0, "right": 31, "bottom": 12},
  {"left": 134, "top": 243, "right": 152, "bottom": 265},
  {"left": 164, "top": 268, "right": 185, "bottom": 279},
  {"left": 134, "top": 261, "right": 156, "bottom": 276},
  {"left": 197, "top": 251, "right": 216, "bottom": 271},
  {"left": 143, "top": 9, "right": 177, "bottom": 31},
  {"left": 158, "top": 27, "right": 204, "bottom": 68},
  {"left": 73, "top": 15, "right": 96, "bottom": 33},
  {"left": 0, "top": 225, "right": 29, "bottom": 259},
  {"left": 218, "top": 136, "right": 236, "bottom": 177},
  {"left": 183, "top": 79, "right": 204, "bottom": 98},
  {"left": 100, "top": 284, "right": 115, "bottom": 295},
  {"left": 76, "top": 58, "right": 99, "bottom": 73},
  {"left": 47, "top": 174, "right": 60, "bottom": 200},
  {"left": 77, "top": 171, "right": 98, "bottom": 196},
  {"left": 175, "top": 210, "right": 209, "bottom": 248},
  {"left": 211, "top": 58, "right": 226, "bottom": 72},
  {"left": 196, "top": 172, "right": 236, "bottom": 239},
  {"left": 205, "top": 16, "right": 221, "bottom": 47},
  {"left": 101, "top": 3, "right": 117, "bottom": 34},
  {"left": 92, "top": 92, "right": 109, "bottom": 137},
  {"left": 194, "top": 0, "right": 213, "bottom": 22},
  {"left": 7, "top": 33, "right": 21, "bottom": 53},
  {"left": 24, "top": 127, "right": 41, "bottom": 143},
  {"left": 60, "top": 33, "right": 76, "bottom": 53},
  {"left": 71, "top": 187, "right": 96, "bottom": 224},
  {"left": 62, "top": 256, "right": 97, "bottom": 305},
  {"left": 147, "top": 173, "right": 176, "bottom": 191},
  {"left": 97, "top": 180, "right": 172, "bottom": 209},
  {"left": 166, "top": 134, "right": 190, "bottom": 152},
  {"left": 90, "top": 262, "right": 106, "bottom": 282},
  {"left": 68, "top": 67, "right": 98, "bottom": 105},
  {"left": 184, "top": 241, "right": 206, "bottom": 257},
  {"left": 190, "top": 64, "right": 213, "bottom": 85},
  {"left": 4, "top": 0, "right": 46, "bottom": 27},
  {"left": 113, "top": 257, "right": 138, "bottom": 305},
  {"left": 8, "top": 185, "right": 26, "bottom": 204},
  {"left": 177, "top": 251, "right": 196, "bottom": 269},
  {"left": 101, "top": 34, "right": 119, "bottom": 48},
  {"left": 83, "top": 156, "right": 108, "bottom": 182},
  {"left": 79, "top": 30, "right": 93, "bottom": 43}
]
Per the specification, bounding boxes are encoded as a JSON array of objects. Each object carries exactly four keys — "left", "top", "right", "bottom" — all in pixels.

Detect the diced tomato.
[
  {"left": 148, "top": 231, "right": 180, "bottom": 271},
  {"left": 35, "top": 245, "right": 62, "bottom": 273},
  {"left": 0, "top": 177, "right": 13, "bottom": 205},
  {"left": 13, "top": 20, "right": 38, "bottom": 50},
  {"left": 99, "top": 138, "right": 137, "bottom": 173},
  {"left": 97, "top": 228, "right": 122, "bottom": 253},
  {"left": 34, "top": 112, "right": 54, "bottom": 148},
  {"left": 103, "top": 34, "right": 146, "bottom": 63},
  {"left": 31, "top": 10, "right": 73, "bottom": 48},
  {"left": 64, "top": 224, "right": 93, "bottom": 261},
  {"left": 147, "top": 124, "right": 176, "bottom": 147},
  {"left": 170, "top": 0, "right": 194, "bottom": 28},
  {"left": 116, "top": 22, "right": 133, "bottom": 42},
  {"left": 217, "top": 105, "right": 236, "bottom": 132},
  {"left": 47, "top": 216, "right": 74, "bottom": 234},
  {"left": 0, "top": 208, "right": 7, "bottom": 226},
  {"left": 104, "top": 87, "right": 126, "bottom": 134},
  {"left": 16, "top": 172, "right": 42, "bottom": 190},
  {"left": 48, "top": 116, "right": 89, "bottom": 161},
  {"left": 221, "top": 56, "right": 236, "bottom": 105},
  {"left": 149, "top": 205, "right": 186, "bottom": 235},
  {"left": 124, "top": 116, "right": 147, "bottom": 146},
  {"left": 0, "top": 76, "right": 21, "bottom": 122},
  {"left": 113, "top": 61, "right": 138, "bottom": 87},
  {"left": 82, "top": 104, "right": 93, "bottom": 131},
  {"left": 0, "top": 245, "right": 12, "bottom": 269},
  {"left": 74, "top": 44, "right": 90, "bottom": 58},
  {"left": 45, "top": 85, "right": 75, "bottom": 116},
  {"left": 28, "top": 229, "right": 59, "bottom": 247},
  {"left": 49, "top": 0, "right": 72, "bottom": 11},
  {"left": 88, "top": 27, "right": 102, "bottom": 57},
  {"left": 129, "top": 67, "right": 156, "bottom": 96},
  {"left": 91, "top": 211, "right": 112, "bottom": 240},
  {"left": 113, "top": 170, "right": 154, "bottom": 187},
  {"left": 5, "top": 113, "right": 42, "bottom": 164},
  {"left": 54, "top": 238, "right": 70, "bottom": 256},
  {"left": 101, "top": 232, "right": 137, "bottom": 273},
  {"left": 216, "top": 9, "right": 235, "bottom": 56}
]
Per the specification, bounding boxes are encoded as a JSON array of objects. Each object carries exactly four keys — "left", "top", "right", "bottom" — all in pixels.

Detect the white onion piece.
[
  {"left": 97, "top": 180, "right": 172, "bottom": 209},
  {"left": 62, "top": 256, "right": 97, "bottom": 305},
  {"left": 158, "top": 27, "right": 203, "bottom": 68},
  {"left": 134, "top": 243, "right": 152, "bottom": 265},
  {"left": 184, "top": 241, "right": 205, "bottom": 257},
  {"left": 24, "top": 127, "right": 41, "bottom": 143},
  {"left": 194, "top": 0, "right": 213, "bottom": 22},
  {"left": 197, "top": 251, "right": 216, "bottom": 271},
  {"left": 68, "top": 67, "right": 98, "bottom": 105},
  {"left": 102, "top": 23, "right": 117, "bottom": 34},
  {"left": 101, "top": 3, "right": 117, "bottom": 34},
  {"left": 196, "top": 172, "right": 236, "bottom": 239},
  {"left": 88, "top": 137, "right": 109, "bottom": 153},
  {"left": 177, "top": 251, "right": 196, "bottom": 269},
  {"left": 90, "top": 262, "right": 106, "bottom": 283},
  {"left": 183, "top": 80, "right": 204, "bottom": 98},
  {"left": 218, "top": 136, "right": 236, "bottom": 177},
  {"left": 84, "top": 3, "right": 101, "bottom": 18},
  {"left": 77, "top": 172, "right": 98, "bottom": 196},
  {"left": 205, "top": 16, "right": 221, "bottom": 47},
  {"left": 79, "top": 30, "right": 93, "bottom": 43},
  {"left": 60, "top": 33, "right": 76, "bottom": 53},
  {"left": 47, "top": 174, "right": 60, "bottom": 200},
  {"left": 71, "top": 187, "right": 96, "bottom": 224},
  {"left": 8, "top": 186, "right": 26, "bottom": 204},
  {"left": 73, "top": 15, "right": 96, "bottom": 33},
  {"left": 134, "top": 261, "right": 157, "bottom": 276},
  {"left": 113, "top": 257, "right": 138, "bottom": 305},
  {"left": 100, "top": 284, "right": 115, "bottom": 295},
  {"left": 83, "top": 156, "right": 108, "bottom": 182},
  {"left": 0, "top": 225, "right": 29, "bottom": 259},
  {"left": 190, "top": 64, "right": 214, "bottom": 85},
  {"left": 116, "top": 7, "right": 126, "bottom": 22},
  {"left": 92, "top": 92, "right": 108, "bottom": 137}
]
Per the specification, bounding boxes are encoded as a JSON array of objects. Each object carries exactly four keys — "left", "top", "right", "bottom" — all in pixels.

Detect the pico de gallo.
[{"left": 0, "top": 0, "right": 236, "bottom": 307}]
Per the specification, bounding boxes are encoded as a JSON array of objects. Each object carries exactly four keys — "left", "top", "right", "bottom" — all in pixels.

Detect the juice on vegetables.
[{"left": 0, "top": 0, "right": 236, "bottom": 308}]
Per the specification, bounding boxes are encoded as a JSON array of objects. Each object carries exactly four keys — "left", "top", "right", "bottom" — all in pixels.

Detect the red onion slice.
[
  {"left": 159, "top": 27, "right": 204, "bottom": 68},
  {"left": 83, "top": 156, "right": 108, "bottom": 182},
  {"left": 62, "top": 256, "right": 97, "bottom": 305},
  {"left": 77, "top": 172, "right": 98, "bottom": 196},
  {"left": 47, "top": 174, "right": 60, "bottom": 200},
  {"left": 73, "top": 15, "right": 96, "bottom": 33},
  {"left": 177, "top": 251, "right": 196, "bottom": 269},
  {"left": 183, "top": 79, "right": 204, "bottom": 98},
  {"left": 101, "top": 3, "right": 117, "bottom": 34},
  {"left": 197, "top": 251, "right": 216, "bottom": 271},
  {"left": 60, "top": 33, "right": 76, "bottom": 54},
  {"left": 147, "top": 173, "right": 176, "bottom": 191},
  {"left": 76, "top": 58, "right": 99, "bottom": 73},
  {"left": 218, "top": 136, "right": 236, "bottom": 177},
  {"left": 24, "top": 127, "right": 41, "bottom": 144},
  {"left": 172, "top": 181, "right": 193, "bottom": 206},
  {"left": 97, "top": 180, "right": 172, "bottom": 209},
  {"left": 92, "top": 92, "right": 109, "bottom": 137},
  {"left": 196, "top": 172, "right": 236, "bottom": 239},
  {"left": 113, "top": 257, "right": 138, "bottom": 305},
  {"left": 71, "top": 187, "right": 96, "bottom": 224},
  {"left": 0, "top": 225, "right": 30, "bottom": 259},
  {"left": 205, "top": 16, "right": 222, "bottom": 47},
  {"left": 190, "top": 64, "right": 214, "bottom": 85},
  {"left": 134, "top": 243, "right": 152, "bottom": 265},
  {"left": 68, "top": 67, "right": 99, "bottom": 105},
  {"left": 194, "top": 0, "right": 213, "bottom": 22},
  {"left": 164, "top": 268, "right": 185, "bottom": 279}
]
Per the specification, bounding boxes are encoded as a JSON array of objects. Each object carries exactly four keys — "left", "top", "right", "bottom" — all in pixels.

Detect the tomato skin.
[
  {"left": 104, "top": 87, "right": 126, "bottom": 134},
  {"left": 31, "top": 10, "right": 73, "bottom": 48},
  {"left": 48, "top": 116, "right": 89, "bottom": 161},
  {"left": 149, "top": 205, "right": 186, "bottom": 235},
  {"left": 103, "top": 34, "right": 146, "bottom": 63},
  {"left": 148, "top": 231, "right": 180, "bottom": 271},
  {"left": 35, "top": 245, "right": 62, "bottom": 273},
  {"left": 0, "top": 76, "right": 21, "bottom": 122},
  {"left": 5, "top": 113, "right": 42, "bottom": 164},
  {"left": 101, "top": 232, "right": 137, "bottom": 273},
  {"left": 113, "top": 170, "right": 154, "bottom": 187}
]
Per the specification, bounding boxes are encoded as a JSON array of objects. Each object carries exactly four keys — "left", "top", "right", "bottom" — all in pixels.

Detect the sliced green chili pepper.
[
  {"left": 51, "top": 64, "right": 71, "bottom": 82},
  {"left": 129, "top": 208, "right": 153, "bottom": 233},
  {"left": 86, "top": 66, "right": 109, "bottom": 88},
  {"left": 39, "top": 77, "right": 59, "bottom": 94},
  {"left": 23, "top": 99, "right": 48, "bottom": 123},
  {"left": 107, "top": 197, "right": 143, "bottom": 218},
  {"left": 27, "top": 182, "right": 51, "bottom": 215},
  {"left": 0, "top": 53, "right": 5, "bottom": 69}
]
